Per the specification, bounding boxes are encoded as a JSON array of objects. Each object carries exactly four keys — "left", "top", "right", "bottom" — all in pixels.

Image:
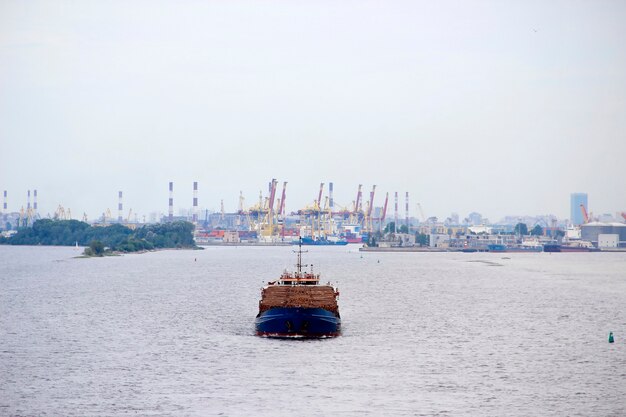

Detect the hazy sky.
[{"left": 1, "top": 1, "right": 625, "bottom": 222}]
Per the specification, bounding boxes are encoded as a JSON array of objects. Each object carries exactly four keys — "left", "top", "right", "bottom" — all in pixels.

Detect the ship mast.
[
  {"left": 295, "top": 237, "right": 308, "bottom": 275},
  {"left": 297, "top": 237, "right": 303, "bottom": 273}
]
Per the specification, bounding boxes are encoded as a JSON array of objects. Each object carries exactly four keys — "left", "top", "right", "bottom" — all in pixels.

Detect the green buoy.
[{"left": 608, "top": 332, "right": 614, "bottom": 343}]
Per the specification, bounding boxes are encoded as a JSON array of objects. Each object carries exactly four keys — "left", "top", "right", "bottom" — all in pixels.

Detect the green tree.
[
  {"left": 530, "top": 225, "right": 543, "bottom": 236},
  {"left": 415, "top": 233, "right": 429, "bottom": 246},
  {"left": 6, "top": 219, "right": 196, "bottom": 252},
  {"left": 399, "top": 225, "right": 409, "bottom": 234},
  {"left": 87, "top": 240, "right": 105, "bottom": 256},
  {"left": 514, "top": 223, "right": 528, "bottom": 236}
]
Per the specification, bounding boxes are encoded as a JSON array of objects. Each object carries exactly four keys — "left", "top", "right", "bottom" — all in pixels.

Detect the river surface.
[{"left": 1, "top": 245, "right": 625, "bottom": 416}]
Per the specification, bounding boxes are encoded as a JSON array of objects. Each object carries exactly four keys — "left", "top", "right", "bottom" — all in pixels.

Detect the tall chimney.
[
  {"left": 192, "top": 181, "right": 198, "bottom": 223},
  {"left": 27, "top": 190, "right": 31, "bottom": 210},
  {"left": 3, "top": 190, "right": 7, "bottom": 212},
  {"left": 118, "top": 191, "right": 123, "bottom": 222},
  {"left": 394, "top": 191, "right": 398, "bottom": 233},
  {"left": 405, "top": 192, "right": 409, "bottom": 229},
  {"left": 329, "top": 182, "right": 334, "bottom": 211},
  {"left": 168, "top": 182, "right": 174, "bottom": 222},
  {"left": 33, "top": 189, "right": 38, "bottom": 214}
]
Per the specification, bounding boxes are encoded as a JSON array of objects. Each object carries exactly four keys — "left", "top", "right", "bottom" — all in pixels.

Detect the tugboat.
[{"left": 255, "top": 239, "right": 341, "bottom": 338}]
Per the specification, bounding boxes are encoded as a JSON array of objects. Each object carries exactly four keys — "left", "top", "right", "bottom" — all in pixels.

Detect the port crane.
[
  {"left": 377, "top": 192, "right": 389, "bottom": 232},
  {"left": 349, "top": 184, "right": 364, "bottom": 226},
  {"left": 54, "top": 205, "right": 71, "bottom": 221},
  {"left": 247, "top": 179, "right": 280, "bottom": 237},
  {"left": 317, "top": 183, "right": 324, "bottom": 209},
  {"left": 365, "top": 185, "right": 376, "bottom": 233},
  {"left": 580, "top": 204, "right": 590, "bottom": 224}
]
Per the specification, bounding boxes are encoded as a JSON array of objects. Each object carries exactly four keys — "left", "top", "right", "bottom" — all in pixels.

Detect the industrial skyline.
[
  {"left": 2, "top": 2, "right": 626, "bottom": 220},
  {"left": 0, "top": 181, "right": 621, "bottom": 227}
]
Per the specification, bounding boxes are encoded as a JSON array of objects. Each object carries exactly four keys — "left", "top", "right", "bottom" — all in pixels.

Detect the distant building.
[
  {"left": 429, "top": 234, "right": 450, "bottom": 248},
  {"left": 598, "top": 234, "right": 618, "bottom": 248},
  {"left": 570, "top": 193, "right": 588, "bottom": 226},
  {"left": 467, "top": 212, "right": 483, "bottom": 225}
]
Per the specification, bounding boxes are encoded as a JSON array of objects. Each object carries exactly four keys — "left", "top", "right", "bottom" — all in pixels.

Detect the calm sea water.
[{"left": 1, "top": 245, "right": 625, "bottom": 416}]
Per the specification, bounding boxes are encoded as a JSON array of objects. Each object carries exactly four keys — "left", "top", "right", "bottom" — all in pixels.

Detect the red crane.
[
  {"left": 279, "top": 182, "right": 287, "bottom": 216},
  {"left": 354, "top": 184, "right": 363, "bottom": 213},
  {"left": 580, "top": 204, "right": 589, "bottom": 224},
  {"left": 317, "top": 183, "right": 324, "bottom": 208}
]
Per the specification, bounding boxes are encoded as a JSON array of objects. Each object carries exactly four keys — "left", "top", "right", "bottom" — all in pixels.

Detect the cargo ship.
[
  {"left": 255, "top": 239, "right": 341, "bottom": 338},
  {"left": 487, "top": 244, "right": 543, "bottom": 253},
  {"left": 340, "top": 224, "right": 364, "bottom": 243},
  {"left": 543, "top": 241, "right": 598, "bottom": 252},
  {"left": 294, "top": 236, "right": 348, "bottom": 246}
]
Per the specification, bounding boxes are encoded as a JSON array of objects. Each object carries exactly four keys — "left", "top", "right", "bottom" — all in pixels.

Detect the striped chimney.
[
  {"left": 405, "top": 192, "right": 409, "bottom": 228},
  {"left": 192, "top": 182, "right": 198, "bottom": 223},
  {"left": 329, "top": 182, "right": 334, "bottom": 211},
  {"left": 118, "top": 191, "right": 123, "bottom": 222},
  {"left": 33, "top": 189, "right": 38, "bottom": 214},
  {"left": 3, "top": 190, "right": 7, "bottom": 212},
  {"left": 168, "top": 182, "right": 174, "bottom": 222},
  {"left": 27, "top": 190, "right": 31, "bottom": 210},
  {"left": 394, "top": 191, "right": 398, "bottom": 233}
]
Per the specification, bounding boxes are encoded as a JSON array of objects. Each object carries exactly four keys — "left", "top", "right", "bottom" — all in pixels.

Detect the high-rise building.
[{"left": 570, "top": 193, "right": 588, "bottom": 225}]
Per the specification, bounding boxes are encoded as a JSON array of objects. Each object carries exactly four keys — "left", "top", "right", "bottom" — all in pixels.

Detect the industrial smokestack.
[
  {"left": 394, "top": 191, "right": 398, "bottom": 233},
  {"left": 329, "top": 182, "right": 334, "bottom": 211},
  {"left": 405, "top": 192, "right": 409, "bottom": 229},
  {"left": 3, "top": 190, "right": 7, "bottom": 212},
  {"left": 33, "top": 189, "right": 38, "bottom": 213},
  {"left": 27, "top": 190, "right": 31, "bottom": 210},
  {"left": 169, "top": 182, "right": 174, "bottom": 222},
  {"left": 192, "top": 182, "right": 198, "bottom": 223},
  {"left": 118, "top": 191, "right": 123, "bottom": 222}
]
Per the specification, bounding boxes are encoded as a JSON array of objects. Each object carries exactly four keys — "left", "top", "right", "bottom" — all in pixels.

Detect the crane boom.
[
  {"left": 317, "top": 183, "right": 324, "bottom": 208},
  {"left": 381, "top": 192, "right": 389, "bottom": 222},
  {"left": 580, "top": 204, "right": 589, "bottom": 223},
  {"left": 279, "top": 182, "right": 287, "bottom": 216},
  {"left": 367, "top": 185, "right": 376, "bottom": 217},
  {"left": 268, "top": 179, "right": 278, "bottom": 216},
  {"left": 355, "top": 184, "right": 362, "bottom": 213}
]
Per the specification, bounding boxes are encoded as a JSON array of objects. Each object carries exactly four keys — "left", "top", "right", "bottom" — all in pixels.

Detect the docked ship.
[
  {"left": 543, "top": 241, "right": 598, "bottom": 252},
  {"left": 255, "top": 239, "right": 341, "bottom": 338},
  {"left": 293, "top": 236, "right": 348, "bottom": 246},
  {"left": 487, "top": 243, "right": 543, "bottom": 253},
  {"left": 340, "top": 224, "right": 365, "bottom": 243}
]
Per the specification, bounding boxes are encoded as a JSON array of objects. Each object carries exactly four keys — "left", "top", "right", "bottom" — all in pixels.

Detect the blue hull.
[
  {"left": 294, "top": 237, "right": 349, "bottom": 246},
  {"left": 255, "top": 307, "right": 341, "bottom": 338}
]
